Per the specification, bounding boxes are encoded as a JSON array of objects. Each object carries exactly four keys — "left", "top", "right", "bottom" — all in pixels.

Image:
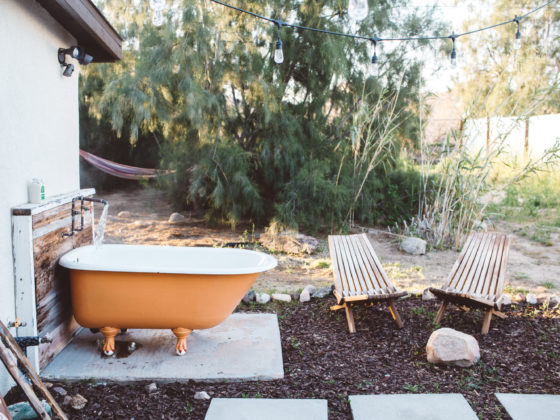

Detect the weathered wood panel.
[{"left": 31, "top": 198, "right": 94, "bottom": 369}]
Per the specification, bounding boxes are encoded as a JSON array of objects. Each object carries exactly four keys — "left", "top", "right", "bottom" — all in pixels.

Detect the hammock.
[{"left": 79, "top": 150, "right": 175, "bottom": 180}]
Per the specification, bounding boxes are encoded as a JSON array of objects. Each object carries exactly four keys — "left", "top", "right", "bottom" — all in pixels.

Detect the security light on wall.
[{"left": 58, "top": 45, "right": 93, "bottom": 77}]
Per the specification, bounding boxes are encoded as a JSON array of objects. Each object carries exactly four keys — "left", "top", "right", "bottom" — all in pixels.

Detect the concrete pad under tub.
[
  {"left": 204, "top": 399, "right": 328, "bottom": 420},
  {"left": 349, "top": 394, "right": 479, "bottom": 420},
  {"left": 495, "top": 393, "right": 560, "bottom": 420},
  {"left": 41, "top": 313, "right": 283, "bottom": 383}
]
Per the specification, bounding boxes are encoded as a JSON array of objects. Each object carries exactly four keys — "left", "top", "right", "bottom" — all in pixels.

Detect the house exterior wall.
[{"left": 0, "top": 0, "right": 80, "bottom": 394}]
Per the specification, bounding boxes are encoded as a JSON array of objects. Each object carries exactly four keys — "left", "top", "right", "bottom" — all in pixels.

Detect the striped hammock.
[{"left": 79, "top": 150, "right": 175, "bottom": 180}]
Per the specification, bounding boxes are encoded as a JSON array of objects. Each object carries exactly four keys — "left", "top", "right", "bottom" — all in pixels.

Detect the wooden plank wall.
[{"left": 32, "top": 200, "right": 93, "bottom": 369}]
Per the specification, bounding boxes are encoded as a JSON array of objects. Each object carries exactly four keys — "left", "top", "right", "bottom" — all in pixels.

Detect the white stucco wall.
[{"left": 0, "top": 0, "right": 80, "bottom": 394}]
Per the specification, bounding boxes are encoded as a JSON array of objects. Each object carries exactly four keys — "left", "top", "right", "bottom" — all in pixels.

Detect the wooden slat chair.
[
  {"left": 430, "top": 232, "right": 511, "bottom": 335},
  {"left": 328, "top": 233, "right": 407, "bottom": 333}
]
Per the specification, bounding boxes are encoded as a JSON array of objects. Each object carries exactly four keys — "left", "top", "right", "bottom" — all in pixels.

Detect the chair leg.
[
  {"left": 344, "top": 304, "right": 356, "bottom": 333},
  {"left": 434, "top": 301, "right": 448, "bottom": 325},
  {"left": 388, "top": 300, "right": 404, "bottom": 329},
  {"left": 481, "top": 309, "right": 493, "bottom": 335}
]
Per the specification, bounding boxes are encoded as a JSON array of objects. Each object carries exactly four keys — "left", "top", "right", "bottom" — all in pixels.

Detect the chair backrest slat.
[
  {"left": 357, "top": 233, "right": 393, "bottom": 292},
  {"left": 467, "top": 233, "right": 495, "bottom": 295},
  {"left": 346, "top": 235, "right": 377, "bottom": 293},
  {"left": 341, "top": 235, "right": 369, "bottom": 294},
  {"left": 448, "top": 233, "right": 484, "bottom": 291}
]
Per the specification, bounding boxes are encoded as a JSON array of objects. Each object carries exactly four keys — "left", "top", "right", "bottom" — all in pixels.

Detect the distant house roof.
[{"left": 36, "top": 0, "right": 122, "bottom": 62}]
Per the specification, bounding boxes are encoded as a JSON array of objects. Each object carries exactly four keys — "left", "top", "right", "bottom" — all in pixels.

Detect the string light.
[
  {"left": 348, "top": 0, "right": 369, "bottom": 22},
  {"left": 513, "top": 16, "right": 522, "bottom": 50},
  {"left": 370, "top": 37, "right": 379, "bottom": 76},
  {"left": 150, "top": 0, "right": 166, "bottom": 26},
  {"left": 209, "top": 0, "right": 557, "bottom": 66},
  {"left": 450, "top": 35, "right": 457, "bottom": 69},
  {"left": 274, "top": 22, "right": 284, "bottom": 64}
]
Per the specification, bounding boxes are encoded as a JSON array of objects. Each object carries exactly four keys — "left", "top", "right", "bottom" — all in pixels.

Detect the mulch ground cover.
[{"left": 7, "top": 296, "right": 560, "bottom": 419}]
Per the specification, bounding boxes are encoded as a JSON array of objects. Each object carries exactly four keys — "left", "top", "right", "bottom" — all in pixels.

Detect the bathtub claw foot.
[
  {"left": 100, "top": 327, "right": 119, "bottom": 357},
  {"left": 172, "top": 328, "right": 192, "bottom": 356}
]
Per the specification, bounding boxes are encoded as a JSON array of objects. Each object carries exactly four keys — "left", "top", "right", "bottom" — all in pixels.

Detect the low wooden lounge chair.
[
  {"left": 328, "top": 233, "right": 407, "bottom": 333},
  {"left": 430, "top": 232, "right": 511, "bottom": 335}
]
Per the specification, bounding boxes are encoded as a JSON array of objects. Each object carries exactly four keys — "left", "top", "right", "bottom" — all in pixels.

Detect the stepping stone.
[
  {"left": 42, "top": 314, "right": 283, "bottom": 383},
  {"left": 204, "top": 398, "right": 328, "bottom": 420},
  {"left": 349, "top": 394, "right": 478, "bottom": 420},
  {"left": 495, "top": 393, "right": 560, "bottom": 420}
]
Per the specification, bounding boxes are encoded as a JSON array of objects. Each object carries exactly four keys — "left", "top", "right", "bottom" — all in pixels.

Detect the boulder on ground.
[
  {"left": 70, "top": 394, "right": 88, "bottom": 410},
  {"left": 304, "top": 285, "right": 317, "bottom": 295},
  {"left": 145, "top": 383, "right": 157, "bottom": 394},
  {"left": 426, "top": 328, "right": 480, "bottom": 367},
  {"left": 242, "top": 290, "right": 256, "bottom": 304},
  {"left": 168, "top": 212, "right": 186, "bottom": 224},
  {"left": 400, "top": 237, "right": 427, "bottom": 255},
  {"left": 500, "top": 295, "right": 512, "bottom": 306},
  {"left": 259, "top": 230, "right": 319, "bottom": 255},
  {"left": 272, "top": 293, "right": 292, "bottom": 303},
  {"left": 256, "top": 293, "right": 271, "bottom": 304},
  {"left": 194, "top": 391, "right": 211, "bottom": 400},
  {"left": 299, "top": 289, "right": 311, "bottom": 303},
  {"left": 550, "top": 295, "right": 559, "bottom": 306},
  {"left": 312, "top": 286, "right": 332, "bottom": 299},
  {"left": 8, "top": 401, "right": 51, "bottom": 420},
  {"left": 526, "top": 293, "right": 538, "bottom": 305},
  {"left": 117, "top": 210, "right": 131, "bottom": 218}
]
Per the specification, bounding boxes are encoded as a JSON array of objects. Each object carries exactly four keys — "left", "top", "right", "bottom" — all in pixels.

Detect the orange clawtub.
[{"left": 60, "top": 245, "right": 277, "bottom": 356}]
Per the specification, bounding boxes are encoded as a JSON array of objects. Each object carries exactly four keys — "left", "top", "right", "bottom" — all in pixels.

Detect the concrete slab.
[
  {"left": 495, "top": 393, "right": 560, "bottom": 420},
  {"left": 41, "top": 314, "right": 283, "bottom": 383},
  {"left": 204, "top": 399, "right": 328, "bottom": 420},
  {"left": 349, "top": 394, "right": 479, "bottom": 420}
]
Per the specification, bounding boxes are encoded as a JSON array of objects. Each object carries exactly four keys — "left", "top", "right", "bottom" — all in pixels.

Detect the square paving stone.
[
  {"left": 495, "top": 393, "right": 560, "bottom": 420},
  {"left": 204, "top": 398, "right": 328, "bottom": 420},
  {"left": 41, "top": 314, "right": 283, "bottom": 383},
  {"left": 349, "top": 394, "right": 479, "bottom": 420}
]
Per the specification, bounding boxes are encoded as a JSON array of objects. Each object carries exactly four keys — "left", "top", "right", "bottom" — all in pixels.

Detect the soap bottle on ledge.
[{"left": 28, "top": 178, "right": 45, "bottom": 204}]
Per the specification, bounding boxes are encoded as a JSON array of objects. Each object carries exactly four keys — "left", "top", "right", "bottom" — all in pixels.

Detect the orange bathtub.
[{"left": 59, "top": 245, "right": 277, "bottom": 356}]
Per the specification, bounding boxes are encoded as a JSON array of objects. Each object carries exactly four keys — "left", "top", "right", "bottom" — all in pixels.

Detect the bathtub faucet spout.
[{"left": 62, "top": 195, "right": 108, "bottom": 237}]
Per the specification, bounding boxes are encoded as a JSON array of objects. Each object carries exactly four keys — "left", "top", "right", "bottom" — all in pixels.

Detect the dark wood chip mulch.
[{"left": 8, "top": 297, "right": 560, "bottom": 419}]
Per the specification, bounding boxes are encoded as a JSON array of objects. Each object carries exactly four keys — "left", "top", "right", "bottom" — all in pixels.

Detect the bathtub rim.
[{"left": 59, "top": 244, "right": 277, "bottom": 275}]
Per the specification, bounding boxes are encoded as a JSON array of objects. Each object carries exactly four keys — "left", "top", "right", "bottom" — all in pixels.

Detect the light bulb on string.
[
  {"left": 513, "top": 17, "right": 522, "bottom": 50},
  {"left": 450, "top": 36, "right": 457, "bottom": 69},
  {"left": 370, "top": 38, "right": 379, "bottom": 77},
  {"left": 274, "top": 22, "right": 284, "bottom": 64},
  {"left": 152, "top": 9, "right": 164, "bottom": 26},
  {"left": 348, "top": 0, "right": 368, "bottom": 22}
]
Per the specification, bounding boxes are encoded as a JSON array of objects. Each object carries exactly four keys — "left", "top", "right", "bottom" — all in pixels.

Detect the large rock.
[
  {"left": 256, "top": 293, "right": 271, "bottom": 304},
  {"left": 422, "top": 288, "right": 436, "bottom": 301},
  {"left": 400, "top": 237, "right": 427, "bottom": 255},
  {"left": 304, "top": 285, "right": 317, "bottom": 295},
  {"left": 526, "top": 293, "right": 538, "bottom": 305},
  {"left": 259, "top": 230, "right": 319, "bottom": 255},
  {"left": 194, "top": 391, "right": 211, "bottom": 400},
  {"left": 70, "top": 394, "right": 88, "bottom": 410},
  {"left": 312, "top": 286, "right": 332, "bottom": 299},
  {"left": 168, "top": 212, "right": 186, "bottom": 224},
  {"left": 242, "top": 290, "right": 256, "bottom": 304},
  {"left": 272, "top": 293, "right": 292, "bottom": 303},
  {"left": 299, "top": 289, "right": 311, "bottom": 303},
  {"left": 426, "top": 328, "right": 480, "bottom": 367}
]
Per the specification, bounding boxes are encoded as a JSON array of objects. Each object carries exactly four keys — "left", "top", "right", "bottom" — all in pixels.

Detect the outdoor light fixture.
[
  {"left": 62, "top": 63, "right": 75, "bottom": 77},
  {"left": 274, "top": 22, "right": 284, "bottom": 64},
  {"left": 513, "top": 16, "right": 522, "bottom": 50},
  {"left": 370, "top": 37, "right": 379, "bottom": 77},
  {"left": 348, "top": 0, "right": 368, "bottom": 22},
  {"left": 450, "top": 35, "right": 457, "bottom": 69},
  {"left": 58, "top": 45, "right": 93, "bottom": 77}
]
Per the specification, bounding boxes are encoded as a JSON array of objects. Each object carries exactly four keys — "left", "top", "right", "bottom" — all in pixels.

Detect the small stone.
[
  {"left": 526, "top": 293, "right": 538, "bottom": 305},
  {"left": 272, "top": 293, "right": 292, "bottom": 303},
  {"left": 290, "top": 291, "right": 300, "bottom": 301},
  {"left": 550, "top": 295, "right": 559, "bottom": 306},
  {"left": 168, "top": 212, "right": 186, "bottom": 224},
  {"left": 70, "top": 394, "right": 88, "bottom": 410},
  {"left": 299, "top": 289, "right": 311, "bottom": 303},
  {"left": 52, "top": 386, "right": 67, "bottom": 396},
  {"left": 256, "top": 293, "right": 271, "bottom": 304},
  {"left": 117, "top": 211, "right": 131, "bottom": 218},
  {"left": 426, "top": 328, "right": 480, "bottom": 367},
  {"left": 312, "top": 286, "right": 332, "bottom": 299},
  {"left": 422, "top": 288, "right": 436, "bottom": 301},
  {"left": 536, "top": 293, "right": 550, "bottom": 304},
  {"left": 62, "top": 396, "right": 73, "bottom": 406},
  {"left": 242, "top": 290, "right": 256, "bottom": 304},
  {"left": 500, "top": 295, "right": 512, "bottom": 306},
  {"left": 194, "top": 391, "right": 211, "bottom": 400},
  {"left": 8, "top": 401, "right": 51, "bottom": 420},
  {"left": 43, "top": 382, "right": 53, "bottom": 389},
  {"left": 133, "top": 220, "right": 154, "bottom": 228},
  {"left": 304, "top": 285, "right": 317, "bottom": 295},
  {"left": 514, "top": 293, "right": 526, "bottom": 303},
  {"left": 400, "top": 237, "right": 427, "bottom": 255},
  {"left": 128, "top": 342, "right": 137, "bottom": 352},
  {"left": 145, "top": 383, "right": 158, "bottom": 394}
]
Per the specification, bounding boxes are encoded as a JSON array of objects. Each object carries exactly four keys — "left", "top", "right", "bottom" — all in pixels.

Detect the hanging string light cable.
[{"left": 208, "top": 0, "right": 558, "bottom": 65}]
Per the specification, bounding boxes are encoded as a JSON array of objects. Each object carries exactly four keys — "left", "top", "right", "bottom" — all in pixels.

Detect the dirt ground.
[{"left": 95, "top": 187, "right": 560, "bottom": 296}]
